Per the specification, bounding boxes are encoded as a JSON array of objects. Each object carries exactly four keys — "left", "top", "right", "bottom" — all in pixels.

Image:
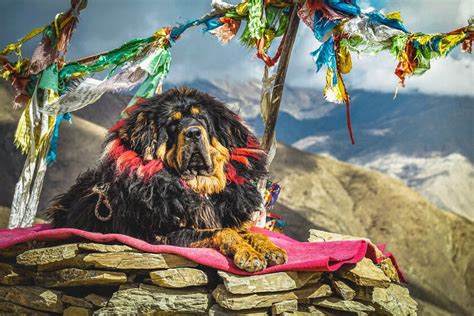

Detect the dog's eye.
[
  {"left": 190, "top": 107, "right": 200, "bottom": 115},
  {"left": 171, "top": 112, "right": 182, "bottom": 121}
]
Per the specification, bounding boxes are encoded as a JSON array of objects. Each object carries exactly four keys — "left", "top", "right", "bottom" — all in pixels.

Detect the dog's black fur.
[{"left": 45, "top": 87, "right": 267, "bottom": 246}]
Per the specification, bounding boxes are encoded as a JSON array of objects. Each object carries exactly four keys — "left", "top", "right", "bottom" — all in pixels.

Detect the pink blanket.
[{"left": 0, "top": 224, "right": 403, "bottom": 279}]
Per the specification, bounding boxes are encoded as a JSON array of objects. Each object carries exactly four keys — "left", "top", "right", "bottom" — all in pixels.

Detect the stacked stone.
[{"left": 0, "top": 230, "right": 417, "bottom": 315}]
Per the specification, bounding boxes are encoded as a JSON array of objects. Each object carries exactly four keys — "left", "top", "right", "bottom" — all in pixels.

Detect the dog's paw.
[
  {"left": 263, "top": 245, "right": 288, "bottom": 266},
  {"left": 234, "top": 246, "right": 267, "bottom": 272}
]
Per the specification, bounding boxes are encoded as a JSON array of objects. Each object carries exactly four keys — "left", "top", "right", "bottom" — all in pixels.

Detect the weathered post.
[{"left": 256, "top": 4, "right": 300, "bottom": 226}]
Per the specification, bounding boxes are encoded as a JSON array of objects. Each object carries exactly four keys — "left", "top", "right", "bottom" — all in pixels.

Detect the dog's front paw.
[
  {"left": 234, "top": 246, "right": 267, "bottom": 272},
  {"left": 263, "top": 245, "right": 288, "bottom": 266}
]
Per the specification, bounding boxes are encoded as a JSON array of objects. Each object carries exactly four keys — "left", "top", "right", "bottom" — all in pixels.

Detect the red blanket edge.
[{"left": 0, "top": 224, "right": 404, "bottom": 281}]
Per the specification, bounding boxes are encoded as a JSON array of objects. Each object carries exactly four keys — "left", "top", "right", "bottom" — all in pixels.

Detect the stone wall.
[{"left": 0, "top": 230, "right": 417, "bottom": 315}]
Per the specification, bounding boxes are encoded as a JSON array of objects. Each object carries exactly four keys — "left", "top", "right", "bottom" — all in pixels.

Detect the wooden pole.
[
  {"left": 260, "top": 5, "right": 300, "bottom": 154},
  {"left": 256, "top": 4, "right": 300, "bottom": 227}
]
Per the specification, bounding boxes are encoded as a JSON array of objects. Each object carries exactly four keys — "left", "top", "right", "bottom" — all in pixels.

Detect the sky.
[{"left": 0, "top": 0, "right": 472, "bottom": 96}]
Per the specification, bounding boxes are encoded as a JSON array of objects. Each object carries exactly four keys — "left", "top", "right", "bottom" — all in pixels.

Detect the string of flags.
[{"left": 1, "top": 0, "right": 472, "bottom": 227}]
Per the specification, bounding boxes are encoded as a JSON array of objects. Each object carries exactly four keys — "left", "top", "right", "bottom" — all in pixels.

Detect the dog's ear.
[
  {"left": 128, "top": 111, "right": 168, "bottom": 161},
  {"left": 211, "top": 111, "right": 254, "bottom": 149}
]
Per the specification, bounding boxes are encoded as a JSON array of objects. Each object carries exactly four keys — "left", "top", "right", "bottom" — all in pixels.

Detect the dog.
[{"left": 45, "top": 87, "right": 287, "bottom": 272}]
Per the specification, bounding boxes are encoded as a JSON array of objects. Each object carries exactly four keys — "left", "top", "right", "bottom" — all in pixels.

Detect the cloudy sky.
[{"left": 0, "top": 0, "right": 472, "bottom": 96}]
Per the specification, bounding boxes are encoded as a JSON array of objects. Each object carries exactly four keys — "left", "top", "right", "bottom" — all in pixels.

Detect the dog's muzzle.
[{"left": 180, "top": 125, "right": 213, "bottom": 176}]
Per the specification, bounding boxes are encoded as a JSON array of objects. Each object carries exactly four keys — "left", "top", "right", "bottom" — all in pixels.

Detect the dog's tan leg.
[
  {"left": 241, "top": 232, "right": 288, "bottom": 266},
  {"left": 191, "top": 228, "right": 267, "bottom": 272}
]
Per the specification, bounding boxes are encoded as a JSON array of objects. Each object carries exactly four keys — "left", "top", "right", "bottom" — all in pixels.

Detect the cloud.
[
  {"left": 0, "top": 0, "right": 472, "bottom": 96},
  {"left": 343, "top": 52, "right": 474, "bottom": 96}
]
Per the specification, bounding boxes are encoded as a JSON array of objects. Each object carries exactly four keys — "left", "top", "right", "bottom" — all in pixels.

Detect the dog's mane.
[
  {"left": 103, "top": 87, "right": 267, "bottom": 185},
  {"left": 45, "top": 87, "right": 268, "bottom": 243}
]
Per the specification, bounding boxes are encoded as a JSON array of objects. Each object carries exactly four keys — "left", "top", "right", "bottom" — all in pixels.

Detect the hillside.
[
  {"left": 0, "top": 82, "right": 473, "bottom": 314},
  {"left": 271, "top": 144, "right": 473, "bottom": 315},
  {"left": 169, "top": 80, "right": 474, "bottom": 221}
]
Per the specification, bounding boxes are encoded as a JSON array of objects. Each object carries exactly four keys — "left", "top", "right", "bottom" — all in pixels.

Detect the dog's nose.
[{"left": 185, "top": 127, "right": 201, "bottom": 140}]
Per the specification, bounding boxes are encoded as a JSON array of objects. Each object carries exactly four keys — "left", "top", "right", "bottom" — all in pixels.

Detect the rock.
[
  {"left": 84, "top": 293, "right": 109, "bottom": 307},
  {"left": 329, "top": 277, "right": 356, "bottom": 300},
  {"left": 217, "top": 271, "right": 321, "bottom": 294},
  {"left": 337, "top": 258, "right": 390, "bottom": 288},
  {"left": 0, "top": 300, "right": 49, "bottom": 316},
  {"left": 0, "top": 262, "right": 32, "bottom": 285},
  {"left": 308, "top": 230, "right": 383, "bottom": 261},
  {"left": 105, "top": 283, "right": 211, "bottom": 313},
  {"left": 62, "top": 294, "right": 94, "bottom": 308},
  {"left": 212, "top": 283, "right": 332, "bottom": 310},
  {"left": 82, "top": 252, "right": 197, "bottom": 269},
  {"left": 308, "top": 229, "right": 367, "bottom": 243},
  {"left": 0, "top": 285, "right": 64, "bottom": 313},
  {"left": 36, "top": 254, "right": 89, "bottom": 272},
  {"left": 64, "top": 306, "right": 93, "bottom": 316},
  {"left": 378, "top": 258, "right": 400, "bottom": 283},
  {"left": 280, "top": 305, "right": 342, "bottom": 315},
  {"left": 271, "top": 300, "right": 297, "bottom": 315},
  {"left": 356, "top": 284, "right": 417, "bottom": 315},
  {"left": 34, "top": 268, "right": 127, "bottom": 287},
  {"left": 0, "top": 241, "right": 47, "bottom": 258},
  {"left": 209, "top": 304, "right": 269, "bottom": 316},
  {"left": 312, "top": 297, "right": 375, "bottom": 313},
  {"left": 16, "top": 243, "right": 80, "bottom": 266},
  {"left": 149, "top": 268, "right": 208, "bottom": 288},
  {"left": 78, "top": 243, "right": 137, "bottom": 253}
]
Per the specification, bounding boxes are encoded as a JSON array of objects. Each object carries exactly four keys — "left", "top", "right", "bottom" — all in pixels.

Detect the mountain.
[
  {"left": 270, "top": 144, "right": 473, "bottom": 315},
  {"left": 172, "top": 79, "right": 474, "bottom": 221},
  {"left": 0, "top": 81, "right": 473, "bottom": 314}
]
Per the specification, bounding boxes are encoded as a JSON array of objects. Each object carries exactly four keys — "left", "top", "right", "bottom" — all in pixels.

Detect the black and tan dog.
[{"left": 45, "top": 87, "right": 287, "bottom": 272}]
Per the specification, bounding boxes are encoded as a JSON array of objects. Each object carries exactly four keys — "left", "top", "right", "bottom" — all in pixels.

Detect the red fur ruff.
[
  {"left": 225, "top": 164, "right": 246, "bottom": 185},
  {"left": 106, "top": 138, "right": 163, "bottom": 180},
  {"left": 107, "top": 139, "right": 261, "bottom": 185}
]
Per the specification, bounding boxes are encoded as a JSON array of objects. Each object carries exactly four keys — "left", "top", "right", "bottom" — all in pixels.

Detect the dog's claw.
[
  {"left": 234, "top": 247, "right": 267, "bottom": 272},
  {"left": 261, "top": 245, "right": 288, "bottom": 266}
]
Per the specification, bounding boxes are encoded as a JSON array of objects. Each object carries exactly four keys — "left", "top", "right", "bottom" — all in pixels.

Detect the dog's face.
[
  {"left": 107, "top": 87, "right": 265, "bottom": 196},
  {"left": 161, "top": 102, "right": 230, "bottom": 195}
]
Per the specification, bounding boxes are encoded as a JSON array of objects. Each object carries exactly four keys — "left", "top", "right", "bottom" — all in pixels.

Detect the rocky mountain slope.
[
  {"left": 270, "top": 144, "right": 473, "bottom": 315},
  {"left": 0, "top": 82, "right": 472, "bottom": 314},
  {"left": 172, "top": 80, "right": 474, "bottom": 221}
]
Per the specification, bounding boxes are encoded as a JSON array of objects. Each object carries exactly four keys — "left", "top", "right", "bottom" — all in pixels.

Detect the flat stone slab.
[
  {"left": 82, "top": 252, "right": 198, "bottom": 270},
  {"left": 150, "top": 268, "right": 208, "bottom": 288},
  {"left": 0, "top": 262, "right": 32, "bottom": 285},
  {"left": 0, "top": 300, "right": 49, "bottom": 316},
  {"left": 213, "top": 283, "right": 332, "bottom": 310},
  {"left": 271, "top": 299, "right": 297, "bottom": 315},
  {"left": 84, "top": 293, "right": 109, "bottom": 307},
  {"left": 17, "top": 244, "right": 80, "bottom": 266},
  {"left": 0, "top": 241, "right": 48, "bottom": 258},
  {"left": 337, "top": 258, "right": 391, "bottom": 288},
  {"left": 378, "top": 258, "right": 400, "bottom": 283},
  {"left": 0, "top": 285, "right": 64, "bottom": 313},
  {"left": 356, "top": 284, "right": 417, "bottom": 315},
  {"left": 209, "top": 304, "right": 269, "bottom": 315},
  {"left": 308, "top": 230, "right": 384, "bottom": 258},
  {"left": 78, "top": 243, "right": 137, "bottom": 253},
  {"left": 330, "top": 277, "right": 356, "bottom": 300},
  {"left": 104, "top": 283, "right": 211, "bottom": 314},
  {"left": 64, "top": 306, "right": 93, "bottom": 316},
  {"left": 34, "top": 268, "right": 127, "bottom": 287},
  {"left": 62, "top": 294, "right": 94, "bottom": 308},
  {"left": 218, "top": 271, "right": 321, "bottom": 294},
  {"left": 313, "top": 297, "right": 375, "bottom": 313},
  {"left": 280, "top": 305, "right": 343, "bottom": 315}
]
